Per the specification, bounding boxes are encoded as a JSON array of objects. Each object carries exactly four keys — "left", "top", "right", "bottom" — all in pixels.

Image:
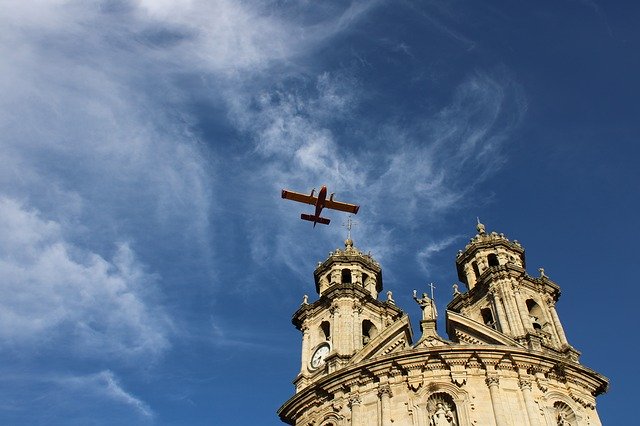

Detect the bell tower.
[
  {"left": 291, "top": 238, "right": 409, "bottom": 391},
  {"left": 279, "top": 223, "right": 608, "bottom": 426},
  {"left": 448, "top": 220, "right": 580, "bottom": 360}
]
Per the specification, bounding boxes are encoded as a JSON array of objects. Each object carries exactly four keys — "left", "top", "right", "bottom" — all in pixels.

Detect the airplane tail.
[{"left": 301, "top": 214, "right": 330, "bottom": 226}]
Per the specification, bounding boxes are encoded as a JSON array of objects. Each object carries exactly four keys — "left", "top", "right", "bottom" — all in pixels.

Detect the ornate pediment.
[
  {"left": 347, "top": 315, "right": 413, "bottom": 366},
  {"left": 446, "top": 311, "right": 524, "bottom": 348}
]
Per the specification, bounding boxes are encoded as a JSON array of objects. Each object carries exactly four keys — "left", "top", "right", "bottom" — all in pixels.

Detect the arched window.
[
  {"left": 362, "top": 320, "right": 378, "bottom": 345},
  {"left": 553, "top": 401, "right": 576, "bottom": 425},
  {"left": 471, "top": 261, "right": 480, "bottom": 280},
  {"left": 320, "top": 321, "right": 331, "bottom": 341},
  {"left": 526, "top": 299, "right": 544, "bottom": 330},
  {"left": 427, "top": 392, "right": 458, "bottom": 426},
  {"left": 488, "top": 253, "right": 499, "bottom": 267},
  {"left": 341, "top": 268, "right": 352, "bottom": 284},
  {"left": 481, "top": 308, "right": 496, "bottom": 329}
]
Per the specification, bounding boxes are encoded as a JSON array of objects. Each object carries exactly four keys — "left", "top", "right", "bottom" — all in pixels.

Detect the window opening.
[
  {"left": 341, "top": 268, "right": 352, "bottom": 284},
  {"left": 488, "top": 253, "right": 499, "bottom": 267},
  {"left": 481, "top": 308, "right": 496, "bottom": 329},
  {"left": 526, "top": 299, "right": 544, "bottom": 330},
  {"left": 320, "top": 321, "right": 331, "bottom": 341},
  {"left": 471, "top": 261, "right": 480, "bottom": 280},
  {"left": 362, "top": 320, "right": 377, "bottom": 345}
]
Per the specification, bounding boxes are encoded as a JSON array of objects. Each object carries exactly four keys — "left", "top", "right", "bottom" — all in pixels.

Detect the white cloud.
[
  {"left": 55, "top": 370, "right": 153, "bottom": 418},
  {"left": 417, "top": 234, "right": 463, "bottom": 273},
  {"left": 233, "top": 70, "right": 526, "bottom": 281},
  {"left": 0, "top": 197, "right": 170, "bottom": 359}
]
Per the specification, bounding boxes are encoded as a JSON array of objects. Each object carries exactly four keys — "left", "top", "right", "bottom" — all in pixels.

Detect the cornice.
[{"left": 277, "top": 345, "right": 609, "bottom": 424}]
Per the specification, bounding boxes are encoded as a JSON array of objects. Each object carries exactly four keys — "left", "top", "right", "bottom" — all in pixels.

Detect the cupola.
[
  {"left": 313, "top": 238, "right": 382, "bottom": 298},
  {"left": 455, "top": 219, "right": 525, "bottom": 290}
]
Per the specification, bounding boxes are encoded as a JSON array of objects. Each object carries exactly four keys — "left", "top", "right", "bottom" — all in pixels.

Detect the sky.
[{"left": 0, "top": 0, "right": 638, "bottom": 424}]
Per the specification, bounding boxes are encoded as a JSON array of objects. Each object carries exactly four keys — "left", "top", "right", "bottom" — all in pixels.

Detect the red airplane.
[{"left": 281, "top": 185, "right": 360, "bottom": 227}]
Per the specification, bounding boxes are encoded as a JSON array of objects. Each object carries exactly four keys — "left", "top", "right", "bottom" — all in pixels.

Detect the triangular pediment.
[
  {"left": 347, "top": 315, "right": 413, "bottom": 366},
  {"left": 447, "top": 311, "right": 524, "bottom": 347}
]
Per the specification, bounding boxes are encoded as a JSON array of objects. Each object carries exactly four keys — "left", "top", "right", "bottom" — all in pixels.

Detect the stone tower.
[{"left": 278, "top": 224, "right": 608, "bottom": 426}]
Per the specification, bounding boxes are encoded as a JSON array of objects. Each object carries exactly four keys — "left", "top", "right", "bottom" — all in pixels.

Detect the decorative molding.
[
  {"left": 518, "top": 378, "right": 533, "bottom": 391},
  {"left": 485, "top": 376, "right": 500, "bottom": 387},
  {"left": 378, "top": 383, "right": 393, "bottom": 398},
  {"left": 348, "top": 393, "right": 361, "bottom": 407}
]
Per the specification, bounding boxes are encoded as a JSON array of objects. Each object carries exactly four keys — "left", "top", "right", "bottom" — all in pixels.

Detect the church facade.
[{"left": 277, "top": 223, "right": 608, "bottom": 426}]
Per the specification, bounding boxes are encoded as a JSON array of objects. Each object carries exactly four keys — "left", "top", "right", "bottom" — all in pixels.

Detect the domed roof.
[{"left": 313, "top": 239, "right": 382, "bottom": 294}]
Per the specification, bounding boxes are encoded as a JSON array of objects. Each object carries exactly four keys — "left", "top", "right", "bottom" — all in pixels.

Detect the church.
[{"left": 277, "top": 222, "right": 608, "bottom": 425}]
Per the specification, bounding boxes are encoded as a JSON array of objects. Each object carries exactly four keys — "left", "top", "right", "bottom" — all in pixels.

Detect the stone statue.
[
  {"left": 386, "top": 290, "right": 395, "bottom": 304},
  {"left": 556, "top": 412, "right": 570, "bottom": 425},
  {"left": 430, "top": 402, "right": 456, "bottom": 426},
  {"left": 452, "top": 283, "right": 461, "bottom": 296},
  {"left": 413, "top": 290, "right": 437, "bottom": 320},
  {"left": 302, "top": 294, "right": 308, "bottom": 305}
]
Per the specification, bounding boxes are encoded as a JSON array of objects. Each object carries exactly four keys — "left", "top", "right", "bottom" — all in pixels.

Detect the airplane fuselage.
[
  {"left": 313, "top": 186, "right": 328, "bottom": 221},
  {"left": 281, "top": 184, "right": 358, "bottom": 227}
]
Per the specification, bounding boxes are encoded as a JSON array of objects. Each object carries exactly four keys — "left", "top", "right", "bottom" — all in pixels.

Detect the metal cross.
[
  {"left": 429, "top": 282, "right": 436, "bottom": 300},
  {"left": 343, "top": 215, "right": 357, "bottom": 240}
]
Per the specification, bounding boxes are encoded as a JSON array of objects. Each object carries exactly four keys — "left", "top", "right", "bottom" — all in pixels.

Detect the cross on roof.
[
  {"left": 343, "top": 215, "right": 357, "bottom": 240},
  {"left": 429, "top": 282, "right": 436, "bottom": 301}
]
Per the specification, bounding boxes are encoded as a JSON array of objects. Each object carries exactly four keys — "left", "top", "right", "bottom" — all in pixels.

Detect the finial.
[
  {"left": 452, "top": 283, "right": 461, "bottom": 295},
  {"left": 476, "top": 217, "right": 486, "bottom": 234},
  {"left": 302, "top": 294, "right": 309, "bottom": 305},
  {"left": 343, "top": 215, "right": 357, "bottom": 241},
  {"left": 539, "top": 267, "right": 546, "bottom": 278}
]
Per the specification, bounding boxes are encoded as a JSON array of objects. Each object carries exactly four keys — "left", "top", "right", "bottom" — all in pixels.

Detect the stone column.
[
  {"left": 513, "top": 288, "right": 532, "bottom": 332},
  {"left": 349, "top": 393, "right": 362, "bottom": 426},
  {"left": 547, "top": 299, "right": 569, "bottom": 345},
  {"left": 486, "top": 376, "right": 508, "bottom": 426},
  {"left": 500, "top": 286, "right": 523, "bottom": 336},
  {"left": 353, "top": 304, "right": 363, "bottom": 350},
  {"left": 490, "top": 291, "right": 511, "bottom": 334},
  {"left": 301, "top": 325, "right": 310, "bottom": 372},
  {"left": 519, "top": 378, "right": 540, "bottom": 426},
  {"left": 378, "top": 384, "right": 392, "bottom": 426}
]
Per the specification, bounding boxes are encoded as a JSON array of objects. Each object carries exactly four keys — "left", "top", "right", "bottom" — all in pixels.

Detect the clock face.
[{"left": 311, "top": 343, "right": 330, "bottom": 368}]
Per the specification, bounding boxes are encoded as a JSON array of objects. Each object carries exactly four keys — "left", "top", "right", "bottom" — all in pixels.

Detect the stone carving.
[
  {"left": 556, "top": 411, "right": 570, "bottom": 425},
  {"left": 387, "top": 290, "right": 395, "bottom": 304},
  {"left": 430, "top": 402, "right": 457, "bottom": 426},
  {"left": 302, "top": 294, "right": 309, "bottom": 305},
  {"left": 413, "top": 290, "right": 437, "bottom": 320},
  {"left": 348, "top": 393, "right": 361, "bottom": 407},
  {"left": 378, "top": 383, "right": 393, "bottom": 398},
  {"left": 452, "top": 283, "right": 461, "bottom": 296}
]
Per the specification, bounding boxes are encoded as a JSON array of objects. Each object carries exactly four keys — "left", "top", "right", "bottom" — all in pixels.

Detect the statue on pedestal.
[{"left": 413, "top": 290, "right": 437, "bottom": 320}]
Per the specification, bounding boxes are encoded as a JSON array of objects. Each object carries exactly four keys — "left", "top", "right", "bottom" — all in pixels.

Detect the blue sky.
[{"left": 0, "top": 0, "right": 637, "bottom": 424}]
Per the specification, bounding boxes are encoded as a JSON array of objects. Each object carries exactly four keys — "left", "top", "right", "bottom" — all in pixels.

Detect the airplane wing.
[
  {"left": 325, "top": 199, "right": 360, "bottom": 214},
  {"left": 281, "top": 189, "right": 317, "bottom": 206}
]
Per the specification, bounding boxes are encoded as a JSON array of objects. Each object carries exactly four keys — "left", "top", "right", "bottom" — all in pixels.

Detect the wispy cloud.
[
  {"left": 0, "top": 197, "right": 171, "bottom": 359},
  {"left": 61, "top": 370, "right": 154, "bottom": 418},
  {"left": 417, "top": 234, "right": 463, "bottom": 273},
  {"left": 230, "top": 68, "right": 526, "bottom": 282}
]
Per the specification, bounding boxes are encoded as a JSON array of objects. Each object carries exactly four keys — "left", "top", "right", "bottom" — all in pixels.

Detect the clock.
[{"left": 310, "top": 343, "right": 330, "bottom": 369}]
